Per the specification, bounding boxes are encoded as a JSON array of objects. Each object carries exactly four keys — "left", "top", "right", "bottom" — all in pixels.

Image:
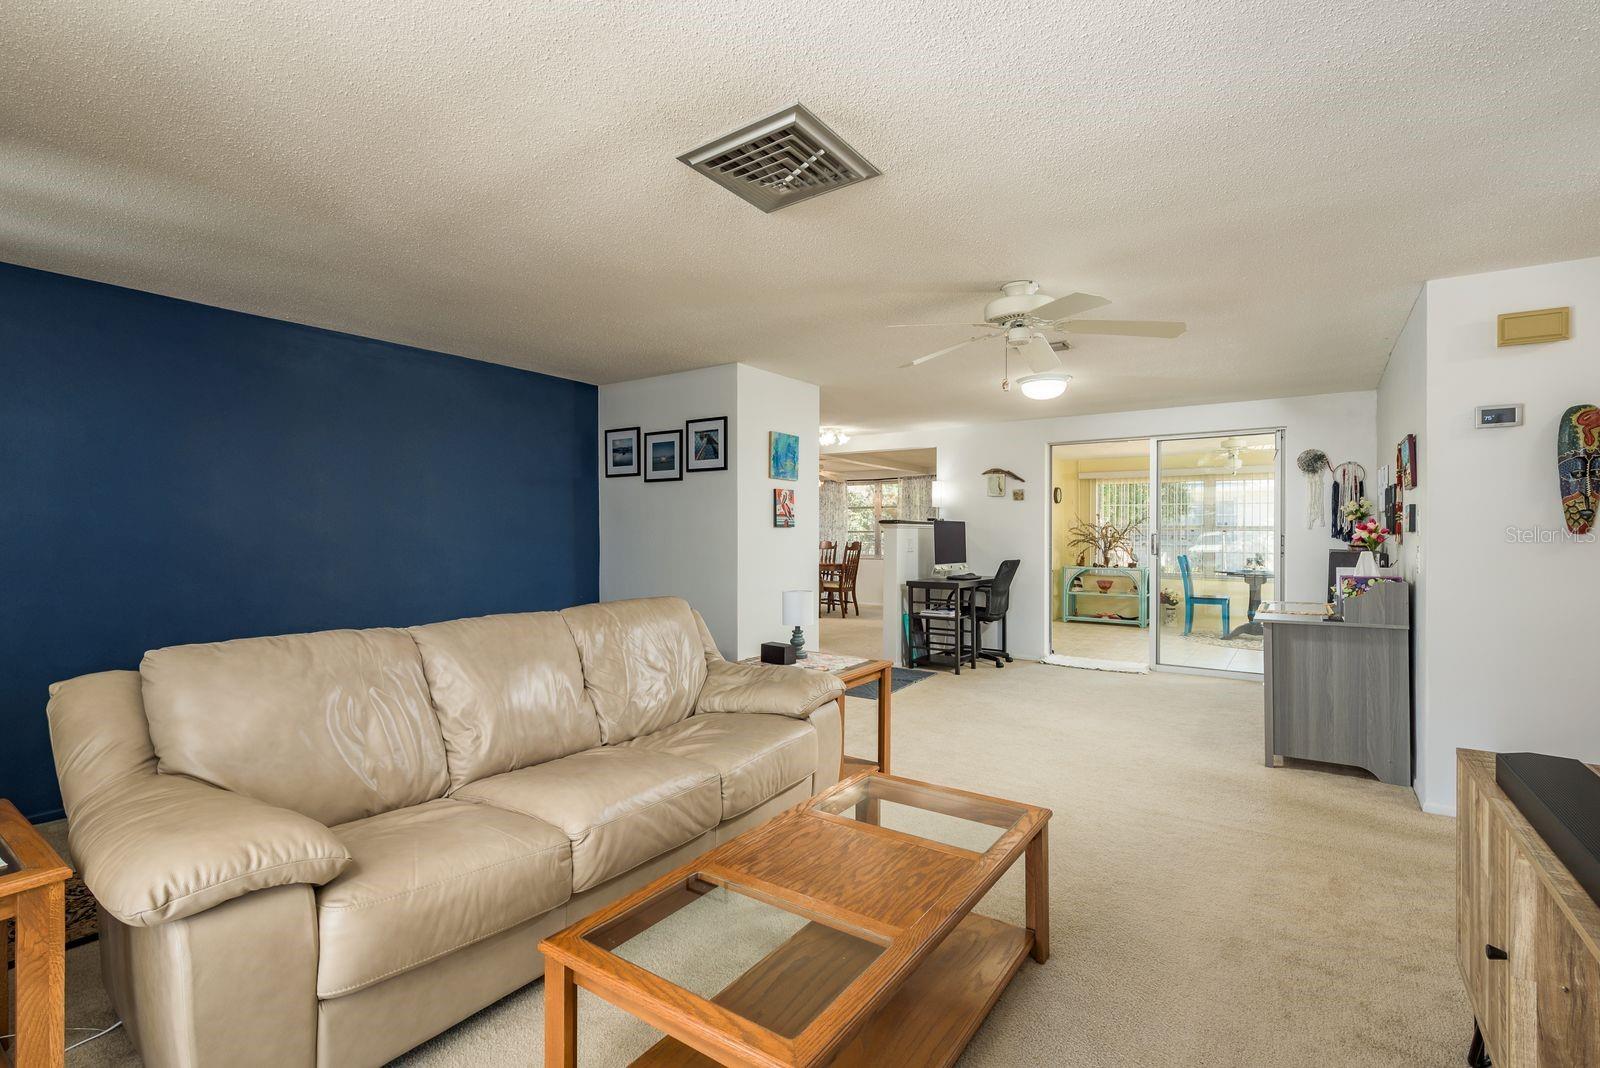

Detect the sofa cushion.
[
  {"left": 316, "top": 799, "right": 570, "bottom": 997},
  {"left": 141, "top": 628, "right": 450, "bottom": 827},
  {"left": 409, "top": 612, "right": 603, "bottom": 789},
  {"left": 559, "top": 598, "right": 708, "bottom": 744},
  {"left": 455, "top": 747, "right": 720, "bottom": 891},
  {"left": 623, "top": 714, "right": 818, "bottom": 820}
]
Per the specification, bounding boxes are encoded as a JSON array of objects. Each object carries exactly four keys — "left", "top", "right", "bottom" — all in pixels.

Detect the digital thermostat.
[{"left": 1475, "top": 404, "right": 1523, "bottom": 428}]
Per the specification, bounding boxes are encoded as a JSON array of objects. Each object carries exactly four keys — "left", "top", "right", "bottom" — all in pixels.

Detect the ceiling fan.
[
  {"left": 891, "top": 280, "right": 1186, "bottom": 399},
  {"left": 1199, "top": 437, "right": 1276, "bottom": 472}
]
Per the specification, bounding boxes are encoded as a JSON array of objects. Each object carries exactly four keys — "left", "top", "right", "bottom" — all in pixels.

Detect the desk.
[
  {"left": 0, "top": 799, "right": 72, "bottom": 1068},
  {"left": 1219, "top": 568, "right": 1274, "bottom": 637},
  {"left": 905, "top": 577, "right": 988, "bottom": 675}
]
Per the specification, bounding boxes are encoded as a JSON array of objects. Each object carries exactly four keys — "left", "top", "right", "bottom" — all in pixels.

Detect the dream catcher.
[{"left": 1296, "top": 449, "right": 1329, "bottom": 529}]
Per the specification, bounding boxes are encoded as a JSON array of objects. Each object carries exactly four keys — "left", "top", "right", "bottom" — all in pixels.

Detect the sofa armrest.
[
  {"left": 70, "top": 771, "right": 350, "bottom": 927},
  {"left": 695, "top": 660, "right": 845, "bottom": 719}
]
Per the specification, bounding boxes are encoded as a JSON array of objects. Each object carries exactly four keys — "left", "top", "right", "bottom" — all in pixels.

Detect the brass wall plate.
[{"left": 1497, "top": 307, "right": 1571, "bottom": 346}]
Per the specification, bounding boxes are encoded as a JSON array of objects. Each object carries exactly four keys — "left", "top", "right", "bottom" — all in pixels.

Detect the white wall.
[
  {"left": 599, "top": 365, "right": 740, "bottom": 648},
  {"left": 1376, "top": 289, "right": 1429, "bottom": 806},
  {"left": 833, "top": 391, "right": 1377, "bottom": 661},
  {"left": 599, "top": 363, "right": 819, "bottom": 660},
  {"left": 735, "top": 365, "right": 821, "bottom": 659},
  {"left": 1414, "top": 255, "right": 1600, "bottom": 815}
]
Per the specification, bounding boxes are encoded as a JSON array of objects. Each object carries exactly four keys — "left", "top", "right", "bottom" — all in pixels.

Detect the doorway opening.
[{"left": 817, "top": 447, "right": 937, "bottom": 661}]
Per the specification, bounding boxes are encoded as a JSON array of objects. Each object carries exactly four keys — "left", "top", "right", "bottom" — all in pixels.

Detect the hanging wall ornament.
[
  {"left": 1296, "top": 449, "right": 1329, "bottom": 530},
  {"left": 1557, "top": 404, "right": 1600, "bottom": 534}
]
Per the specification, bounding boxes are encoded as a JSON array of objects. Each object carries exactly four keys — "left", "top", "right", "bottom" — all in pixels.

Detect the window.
[{"left": 846, "top": 480, "right": 899, "bottom": 556}]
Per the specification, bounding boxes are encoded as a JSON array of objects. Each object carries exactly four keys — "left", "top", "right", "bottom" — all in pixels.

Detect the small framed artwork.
[
  {"left": 773, "top": 487, "right": 796, "bottom": 527},
  {"left": 685, "top": 416, "right": 728, "bottom": 472},
  {"left": 1012, "top": 489, "right": 1025, "bottom": 501},
  {"left": 604, "top": 427, "right": 641, "bottom": 478},
  {"left": 769, "top": 431, "right": 800, "bottom": 481},
  {"left": 1397, "top": 434, "right": 1418, "bottom": 489},
  {"left": 643, "top": 429, "right": 683, "bottom": 482},
  {"left": 987, "top": 474, "right": 1006, "bottom": 497},
  {"left": 1406, "top": 504, "right": 1418, "bottom": 533}
]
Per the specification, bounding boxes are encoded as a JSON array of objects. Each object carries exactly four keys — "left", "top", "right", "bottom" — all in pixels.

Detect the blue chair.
[{"left": 1178, "top": 554, "right": 1230, "bottom": 636}]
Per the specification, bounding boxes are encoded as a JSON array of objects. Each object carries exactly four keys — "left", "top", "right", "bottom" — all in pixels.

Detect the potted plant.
[
  {"left": 1160, "top": 587, "right": 1180, "bottom": 624},
  {"left": 1064, "top": 518, "right": 1143, "bottom": 568}
]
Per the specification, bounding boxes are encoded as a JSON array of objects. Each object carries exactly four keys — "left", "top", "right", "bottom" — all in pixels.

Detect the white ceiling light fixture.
[
  {"left": 819, "top": 427, "right": 851, "bottom": 447},
  {"left": 1017, "top": 372, "right": 1071, "bottom": 400}
]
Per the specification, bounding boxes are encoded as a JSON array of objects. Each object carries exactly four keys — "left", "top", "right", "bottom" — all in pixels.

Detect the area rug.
[{"left": 845, "top": 667, "right": 934, "bottom": 700}]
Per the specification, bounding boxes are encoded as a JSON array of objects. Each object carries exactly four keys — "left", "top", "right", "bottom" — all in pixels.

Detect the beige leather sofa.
[{"left": 47, "top": 597, "right": 845, "bottom": 1067}]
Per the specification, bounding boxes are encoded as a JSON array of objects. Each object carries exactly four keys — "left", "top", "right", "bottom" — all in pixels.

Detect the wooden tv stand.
[{"left": 1456, "top": 749, "right": 1600, "bottom": 1066}]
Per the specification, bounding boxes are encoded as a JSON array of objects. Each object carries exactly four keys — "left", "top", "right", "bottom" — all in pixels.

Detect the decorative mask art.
[{"left": 1557, "top": 404, "right": 1600, "bottom": 535}]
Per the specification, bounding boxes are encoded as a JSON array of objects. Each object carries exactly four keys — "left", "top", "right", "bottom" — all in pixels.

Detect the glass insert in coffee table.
[
  {"left": 580, "top": 873, "right": 887, "bottom": 1040},
  {"left": 810, "top": 773, "right": 1029, "bottom": 854}
]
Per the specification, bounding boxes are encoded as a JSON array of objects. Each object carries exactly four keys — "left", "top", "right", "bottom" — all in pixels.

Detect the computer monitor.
[{"left": 932, "top": 520, "right": 968, "bottom": 574}]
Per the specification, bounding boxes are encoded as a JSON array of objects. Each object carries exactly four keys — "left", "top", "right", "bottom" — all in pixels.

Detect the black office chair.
[{"left": 974, "top": 559, "right": 1019, "bottom": 667}]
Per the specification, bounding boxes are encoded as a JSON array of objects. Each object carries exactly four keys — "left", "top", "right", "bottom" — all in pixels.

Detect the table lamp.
[{"left": 782, "top": 590, "right": 812, "bottom": 660}]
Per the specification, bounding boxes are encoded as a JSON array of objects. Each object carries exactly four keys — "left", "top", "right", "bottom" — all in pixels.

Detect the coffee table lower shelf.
[{"left": 629, "top": 912, "right": 1032, "bottom": 1068}]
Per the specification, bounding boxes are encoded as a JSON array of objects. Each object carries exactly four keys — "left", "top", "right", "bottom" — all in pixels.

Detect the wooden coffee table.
[{"left": 540, "top": 772, "right": 1050, "bottom": 1067}]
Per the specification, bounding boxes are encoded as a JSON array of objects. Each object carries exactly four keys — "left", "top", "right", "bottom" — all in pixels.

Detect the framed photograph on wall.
[
  {"left": 769, "top": 431, "right": 800, "bottom": 481},
  {"left": 643, "top": 429, "right": 683, "bottom": 482},
  {"left": 685, "top": 416, "right": 728, "bottom": 472},
  {"left": 773, "top": 487, "right": 796, "bottom": 527},
  {"left": 603, "top": 426, "right": 640, "bottom": 478}
]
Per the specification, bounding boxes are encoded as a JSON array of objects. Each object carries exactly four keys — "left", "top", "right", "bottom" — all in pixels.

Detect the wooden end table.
[
  {"left": 739, "top": 652, "right": 894, "bottom": 776},
  {"left": 541, "top": 771, "right": 1049, "bottom": 1067},
  {"left": 0, "top": 800, "right": 72, "bottom": 1068}
]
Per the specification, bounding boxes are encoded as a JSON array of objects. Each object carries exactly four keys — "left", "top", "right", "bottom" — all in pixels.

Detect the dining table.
[{"left": 1219, "top": 567, "right": 1274, "bottom": 638}]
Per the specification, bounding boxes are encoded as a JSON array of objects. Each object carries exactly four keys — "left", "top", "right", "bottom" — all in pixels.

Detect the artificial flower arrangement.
[
  {"left": 1340, "top": 496, "right": 1374, "bottom": 523},
  {"left": 1341, "top": 575, "right": 1401, "bottom": 600},
  {"left": 1348, "top": 517, "right": 1388, "bottom": 553}
]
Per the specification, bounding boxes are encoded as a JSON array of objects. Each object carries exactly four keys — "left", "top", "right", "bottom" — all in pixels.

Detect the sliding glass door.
[{"left": 1150, "top": 431, "right": 1282, "bottom": 675}]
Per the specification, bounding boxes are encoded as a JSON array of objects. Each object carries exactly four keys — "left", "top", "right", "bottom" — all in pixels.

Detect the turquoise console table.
[{"left": 1061, "top": 566, "right": 1149, "bottom": 627}]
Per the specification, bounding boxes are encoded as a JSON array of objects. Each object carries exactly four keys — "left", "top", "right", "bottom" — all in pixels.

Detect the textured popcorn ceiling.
[{"left": 2, "top": 1, "right": 1598, "bottom": 432}]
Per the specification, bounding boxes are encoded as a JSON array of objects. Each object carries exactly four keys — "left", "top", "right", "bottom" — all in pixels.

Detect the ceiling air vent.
[{"left": 678, "top": 103, "right": 880, "bottom": 213}]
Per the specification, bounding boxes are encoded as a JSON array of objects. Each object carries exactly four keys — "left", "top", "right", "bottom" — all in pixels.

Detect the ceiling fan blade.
[
  {"left": 885, "top": 322, "right": 995, "bottom": 329},
  {"left": 1021, "top": 335, "right": 1062, "bottom": 374},
  {"left": 1061, "top": 319, "right": 1186, "bottom": 338},
  {"left": 1031, "top": 291, "right": 1111, "bottom": 322},
  {"left": 901, "top": 334, "right": 998, "bottom": 368}
]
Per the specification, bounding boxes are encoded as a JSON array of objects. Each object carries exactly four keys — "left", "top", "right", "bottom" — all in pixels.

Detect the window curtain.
[
  {"left": 897, "top": 475, "right": 933, "bottom": 521},
  {"left": 819, "top": 479, "right": 849, "bottom": 548}
]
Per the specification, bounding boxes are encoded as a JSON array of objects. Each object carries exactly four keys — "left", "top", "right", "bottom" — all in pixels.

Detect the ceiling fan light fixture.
[
  {"left": 819, "top": 427, "right": 851, "bottom": 447},
  {"left": 1017, "top": 372, "right": 1071, "bottom": 401}
]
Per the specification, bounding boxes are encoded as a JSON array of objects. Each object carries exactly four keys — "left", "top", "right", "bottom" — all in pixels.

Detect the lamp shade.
[{"left": 782, "top": 589, "right": 813, "bottom": 627}]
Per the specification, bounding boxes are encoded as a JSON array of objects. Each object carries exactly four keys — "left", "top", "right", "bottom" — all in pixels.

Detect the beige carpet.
[{"left": 58, "top": 630, "right": 1468, "bottom": 1066}]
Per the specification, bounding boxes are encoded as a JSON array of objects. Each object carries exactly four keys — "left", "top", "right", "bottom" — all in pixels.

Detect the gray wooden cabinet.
[{"left": 1260, "top": 581, "right": 1412, "bottom": 787}]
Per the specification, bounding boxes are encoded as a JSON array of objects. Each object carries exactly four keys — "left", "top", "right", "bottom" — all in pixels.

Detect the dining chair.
[
  {"left": 819, "top": 540, "right": 837, "bottom": 564},
  {"left": 821, "top": 541, "right": 863, "bottom": 616},
  {"left": 1178, "top": 554, "right": 1231, "bottom": 636}
]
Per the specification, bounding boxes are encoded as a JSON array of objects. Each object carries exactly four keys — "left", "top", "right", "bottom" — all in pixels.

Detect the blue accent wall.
[{"left": 0, "top": 262, "right": 599, "bottom": 820}]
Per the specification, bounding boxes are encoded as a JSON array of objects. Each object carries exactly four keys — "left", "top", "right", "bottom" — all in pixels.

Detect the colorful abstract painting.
[
  {"left": 773, "top": 487, "right": 795, "bottom": 527},
  {"left": 769, "top": 431, "right": 799, "bottom": 481},
  {"left": 1558, "top": 403, "right": 1600, "bottom": 534}
]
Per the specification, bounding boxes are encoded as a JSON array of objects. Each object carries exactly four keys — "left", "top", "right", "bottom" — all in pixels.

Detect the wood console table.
[
  {"left": 1457, "top": 749, "right": 1600, "bottom": 1067},
  {"left": 0, "top": 800, "right": 72, "bottom": 1068}
]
